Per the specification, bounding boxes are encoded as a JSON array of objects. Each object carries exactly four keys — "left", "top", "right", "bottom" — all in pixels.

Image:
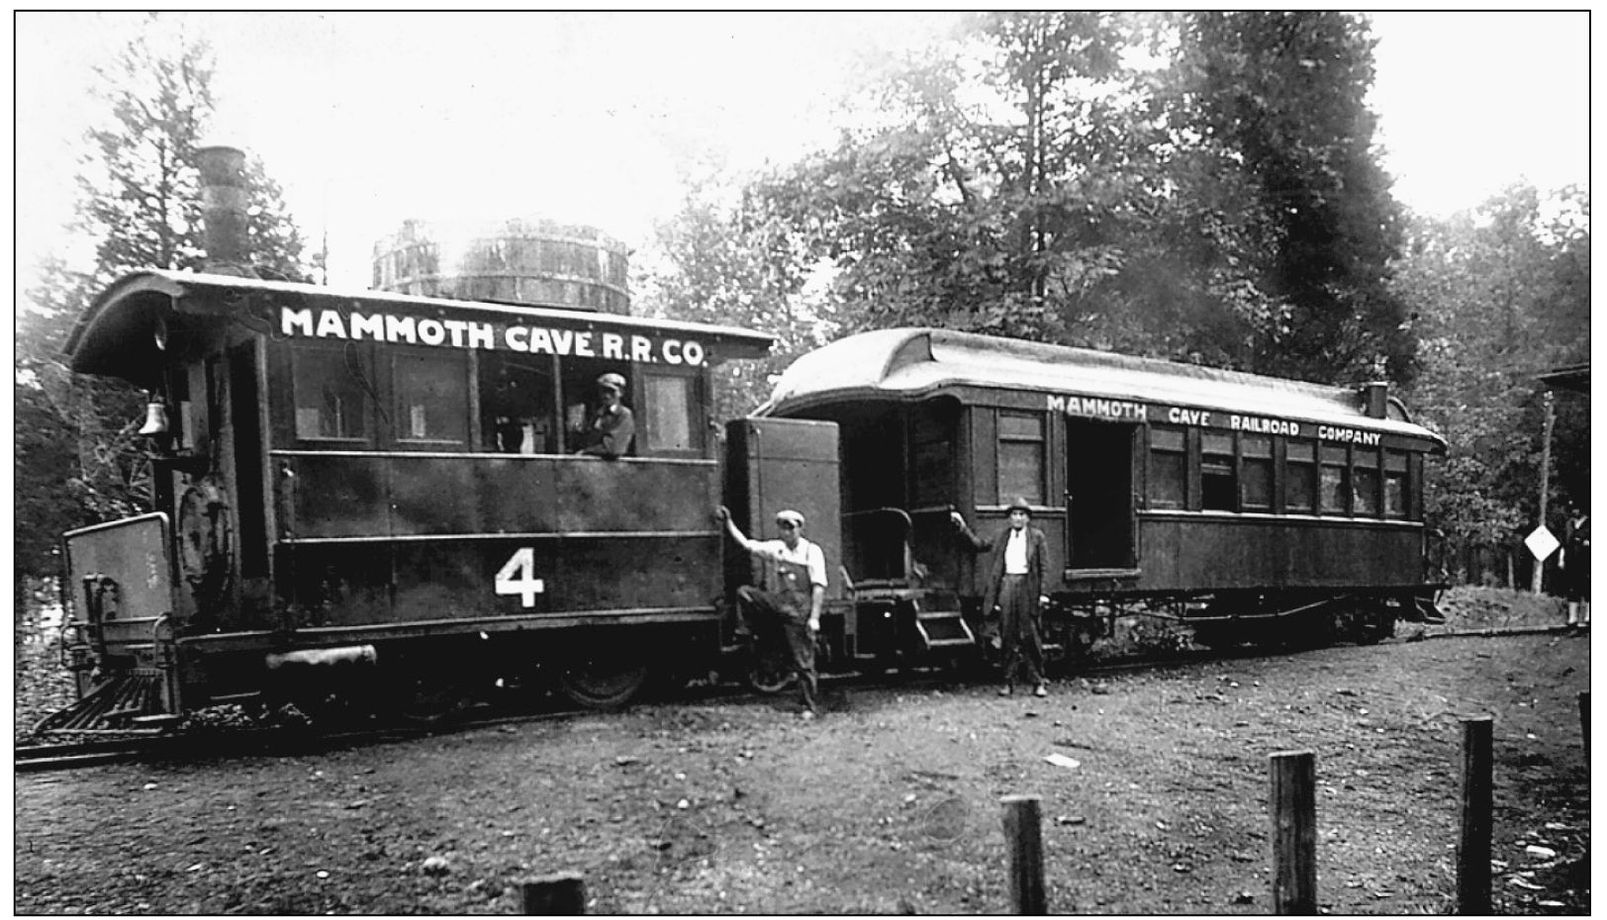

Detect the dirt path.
[{"left": 15, "top": 632, "right": 1589, "bottom": 914}]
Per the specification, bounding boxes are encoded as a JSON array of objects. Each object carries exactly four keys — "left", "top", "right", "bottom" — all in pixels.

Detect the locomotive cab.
[{"left": 49, "top": 270, "right": 773, "bottom": 729}]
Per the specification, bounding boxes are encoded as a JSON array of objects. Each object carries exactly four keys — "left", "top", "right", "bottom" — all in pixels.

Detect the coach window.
[
  {"left": 292, "top": 346, "right": 373, "bottom": 443},
  {"left": 641, "top": 369, "right": 701, "bottom": 454},
  {"left": 998, "top": 411, "right": 1045, "bottom": 505},
  {"left": 1200, "top": 432, "right": 1236, "bottom": 511},
  {"left": 394, "top": 350, "right": 469, "bottom": 447},
  {"left": 1319, "top": 445, "right": 1350, "bottom": 514},
  {"left": 1241, "top": 435, "right": 1274, "bottom": 511},
  {"left": 1286, "top": 440, "right": 1317, "bottom": 513},
  {"left": 1353, "top": 449, "right": 1381, "bottom": 516},
  {"left": 1148, "top": 427, "right": 1186, "bottom": 508},
  {"left": 1383, "top": 450, "right": 1409, "bottom": 518}
]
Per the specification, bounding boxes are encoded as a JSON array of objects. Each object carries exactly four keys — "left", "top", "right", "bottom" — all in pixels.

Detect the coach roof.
[{"left": 756, "top": 327, "right": 1445, "bottom": 447}]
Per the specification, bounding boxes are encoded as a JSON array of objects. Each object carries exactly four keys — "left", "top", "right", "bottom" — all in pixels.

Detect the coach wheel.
[{"left": 558, "top": 657, "right": 650, "bottom": 710}]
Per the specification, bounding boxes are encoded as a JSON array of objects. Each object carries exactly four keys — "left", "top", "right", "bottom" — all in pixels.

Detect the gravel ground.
[{"left": 13, "top": 618, "right": 1589, "bottom": 915}]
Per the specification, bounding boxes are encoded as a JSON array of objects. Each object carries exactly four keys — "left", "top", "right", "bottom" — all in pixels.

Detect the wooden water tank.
[{"left": 372, "top": 218, "right": 630, "bottom": 314}]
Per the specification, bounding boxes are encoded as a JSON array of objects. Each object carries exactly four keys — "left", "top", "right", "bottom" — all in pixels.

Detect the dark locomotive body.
[
  {"left": 47, "top": 278, "right": 1448, "bottom": 732},
  {"left": 51, "top": 270, "right": 774, "bottom": 726},
  {"left": 756, "top": 328, "right": 1447, "bottom": 659}
]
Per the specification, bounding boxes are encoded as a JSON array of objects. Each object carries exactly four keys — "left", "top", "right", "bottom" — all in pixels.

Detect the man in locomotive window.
[
  {"left": 951, "top": 497, "right": 1050, "bottom": 698},
  {"left": 572, "top": 372, "right": 635, "bottom": 458},
  {"left": 716, "top": 506, "right": 826, "bottom": 718}
]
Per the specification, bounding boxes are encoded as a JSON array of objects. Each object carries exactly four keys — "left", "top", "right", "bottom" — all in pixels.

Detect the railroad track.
[{"left": 17, "top": 625, "right": 1580, "bottom": 773}]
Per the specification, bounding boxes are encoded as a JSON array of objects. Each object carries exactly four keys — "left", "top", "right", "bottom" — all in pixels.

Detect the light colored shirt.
[
  {"left": 1004, "top": 527, "right": 1029, "bottom": 575},
  {"left": 748, "top": 538, "right": 829, "bottom": 590}
]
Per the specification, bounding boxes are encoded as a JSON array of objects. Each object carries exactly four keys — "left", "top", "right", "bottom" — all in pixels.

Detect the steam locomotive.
[{"left": 43, "top": 269, "right": 1446, "bottom": 732}]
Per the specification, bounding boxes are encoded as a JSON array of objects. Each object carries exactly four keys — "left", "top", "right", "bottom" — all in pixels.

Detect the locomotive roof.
[
  {"left": 64, "top": 269, "right": 775, "bottom": 383},
  {"left": 758, "top": 327, "right": 1445, "bottom": 446}
]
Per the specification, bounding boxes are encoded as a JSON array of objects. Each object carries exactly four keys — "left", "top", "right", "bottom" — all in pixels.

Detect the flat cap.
[
  {"left": 775, "top": 509, "right": 805, "bottom": 528},
  {"left": 596, "top": 372, "right": 627, "bottom": 391}
]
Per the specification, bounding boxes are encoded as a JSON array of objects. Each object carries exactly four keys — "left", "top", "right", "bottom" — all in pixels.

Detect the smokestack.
[
  {"left": 1361, "top": 382, "right": 1389, "bottom": 419},
  {"left": 196, "top": 145, "right": 254, "bottom": 276}
]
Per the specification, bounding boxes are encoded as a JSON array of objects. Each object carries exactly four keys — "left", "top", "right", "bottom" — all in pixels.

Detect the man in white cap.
[
  {"left": 715, "top": 505, "right": 827, "bottom": 717},
  {"left": 575, "top": 372, "right": 635, "bottom": 458}
]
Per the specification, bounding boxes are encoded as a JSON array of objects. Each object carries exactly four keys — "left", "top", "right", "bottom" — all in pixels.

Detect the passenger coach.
[
  {"left": 757, "top": 328, "right": 1448, "bottom": 655},
  {"left": 52, "top": 270, "right": 772, "bottom": 726}
]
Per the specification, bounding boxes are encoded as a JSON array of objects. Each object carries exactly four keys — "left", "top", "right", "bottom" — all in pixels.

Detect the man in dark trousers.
[
  {"left": 716, "top": 505, "right": 827, "bottom": 718},
  {"left": 951, "top": 497, "right": 1049, "bottom": 697}
]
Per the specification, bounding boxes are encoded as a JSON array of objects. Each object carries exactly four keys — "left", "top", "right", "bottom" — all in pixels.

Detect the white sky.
[{"left": 12, "top": 11, "right": 1593, "bottom": 291}]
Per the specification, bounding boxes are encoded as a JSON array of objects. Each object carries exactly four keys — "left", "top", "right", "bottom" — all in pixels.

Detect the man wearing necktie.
[{"left": 952, "top": 497, "right": 1049, "bottom": 697}]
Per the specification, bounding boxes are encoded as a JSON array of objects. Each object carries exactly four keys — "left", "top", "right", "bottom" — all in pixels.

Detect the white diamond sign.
[{"left": 1525, "top": 525, "right": 1561, "bottom": 562}]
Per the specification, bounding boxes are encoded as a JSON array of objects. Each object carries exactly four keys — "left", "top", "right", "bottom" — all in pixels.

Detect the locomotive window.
[
  {"left": 1242, "top": 435, "right": 1273, "bottom": 511},
  {"left": 480, "top": 353, "right": 556, "bottom": 454},
  {"left": 1148, "top": 427, "right": 1186, "bottom": 509},
  {"left": 292, "top": 347, "right": 372, "bottom": 442},
  {"left": 1353, "top": 450, "right": 1381, "bottom": 516},
  {"left": 997, "top": 412, "right": 1044, "bottom": 505},
  {"left": 394, "top": 351, "right": 469, "bottom": 446},
  {"left": 1384, "top": 451, "right": 1409, "bottom": 518},
  {"left": 642, "top": 371, "right": 697, "bottom": 452},
  {"left": 562, "top": 359, "right": 634, "bottom": 455},
  {"left": 1319, "top": 445, "right": 1350, "bottom": 514},
  {"left": 1286, "top": 440, "right": 1317, "bottom": 512},
  {"left": 1200, "top": 432, "right": 1236, "bottom": 511}
]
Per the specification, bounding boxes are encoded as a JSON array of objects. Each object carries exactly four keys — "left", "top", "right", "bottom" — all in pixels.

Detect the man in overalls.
[{"left": 716, "top": 506, "right": 827, "bottom": 717}]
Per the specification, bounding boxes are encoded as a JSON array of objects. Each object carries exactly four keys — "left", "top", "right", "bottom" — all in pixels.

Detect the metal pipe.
[{"left": 265, "top": 645, "right": 378, "bottom": 670}]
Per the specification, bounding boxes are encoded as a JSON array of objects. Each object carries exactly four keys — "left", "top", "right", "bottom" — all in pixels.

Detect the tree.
[
  {"left": 750, "top": 11, "right": 1410, "bottom": 389},
  {"left": 757, "top": 12, "right": 1161, "bottom": 347},
  {"left": 15, "top": 15, "right": 313, "bottom": 599},
  {"left": 637, "top": 174, "right": 830, "bottom": 419},
  {"left": 1175, "top": 12, "right": 1412, "bottom": 385},
  {"left": 1393, "top": 183, "right": 1590, "bottom": 582}
]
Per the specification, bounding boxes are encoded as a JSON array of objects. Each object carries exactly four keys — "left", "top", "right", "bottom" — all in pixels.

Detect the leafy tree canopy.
[{"left": 16, "top": 14, "right": 314, "bottom": 586}]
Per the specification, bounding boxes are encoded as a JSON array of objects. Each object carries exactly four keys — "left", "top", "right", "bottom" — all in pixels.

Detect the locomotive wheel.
[
  {"left": 746, "top": 658, "right": 796, "bottom": 694},
  {"left": 395, "top": 674, "right": 471, "bottom": 727},
  {"left": 558, "top": 657, "right": 650, "bottom": 710}
]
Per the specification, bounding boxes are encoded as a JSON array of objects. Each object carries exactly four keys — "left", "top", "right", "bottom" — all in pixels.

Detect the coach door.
[{"left": 1065, "top": 420, "right": 1137, "bottom": 571}]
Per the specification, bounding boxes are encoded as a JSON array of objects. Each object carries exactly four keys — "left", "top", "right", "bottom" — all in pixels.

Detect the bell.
[{"left": 138, "top": 396, "right": 170, "bottom": 437}]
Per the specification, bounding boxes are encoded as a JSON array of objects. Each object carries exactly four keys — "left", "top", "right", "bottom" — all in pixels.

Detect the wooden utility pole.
[
  {"left": 1001, "top": 795, "right": 1047, "bottom": 914},
  {"left": 1531, "top": 390, "right": 1556, "bottom": 593},
  {"left": 521, "top": 873, "right": 585, "bottom": 915},
  {"left": 1457, "top": 717, "right": 1494, "bottom": 914},
  {"left": 1270, "top": 750, "right": 1317, "bottom": 914}
]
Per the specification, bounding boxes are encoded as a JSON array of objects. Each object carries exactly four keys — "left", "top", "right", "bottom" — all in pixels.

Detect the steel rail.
[{"left": 17, "top": 624, "right": 1580, "bottom": 773}]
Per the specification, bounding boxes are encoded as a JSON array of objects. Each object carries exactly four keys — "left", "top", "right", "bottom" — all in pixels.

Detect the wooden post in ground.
[
  {"left": 1457, "top": 716, "right": 1493, "bottom": 915},
  {"left": 1269, "top": 750, "right": 1316, "bottom": 914},
  {"left": 1580, "top": 691, "right": 1590, "bottom": 765},
  {"left": 521, "top": 873, "right": 585, "bottom": 915},
  {"left": 1001, "top": 795, "right": 1046, "bottom": 914}
]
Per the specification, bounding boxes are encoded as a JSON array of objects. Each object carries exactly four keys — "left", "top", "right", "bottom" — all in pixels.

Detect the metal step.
[{"left": 914, "top": 610, "right": 976, "bottom": 650}]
